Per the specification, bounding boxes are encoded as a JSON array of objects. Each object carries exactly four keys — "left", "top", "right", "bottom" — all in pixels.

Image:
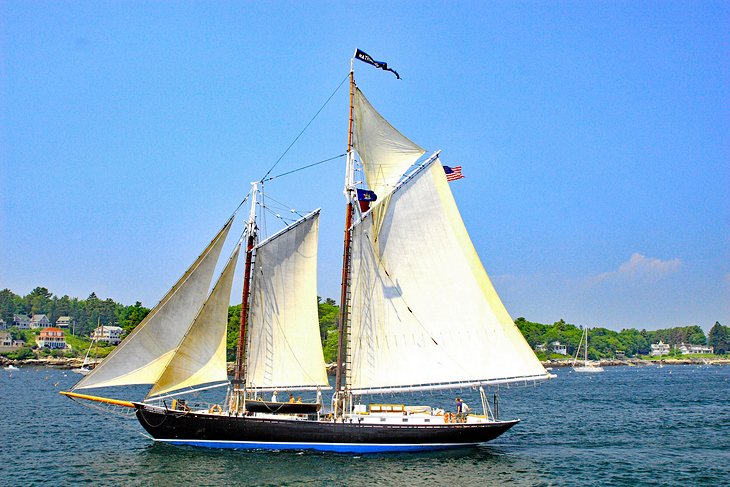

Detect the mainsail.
[
  {"left": 73, "top": 219, "right": 233, "bottom": 390},
  {"left": 352, "top": 88, "right": 425, "bottom": 198},
  {"left": 246, "top": 211, "right": 329, "bottom": 390},
  {"left": 147, "top": 242, "right": 242, "bottom": 398},
  {"left": 347, "top": 159, "right": 549, "bottom": 394}
]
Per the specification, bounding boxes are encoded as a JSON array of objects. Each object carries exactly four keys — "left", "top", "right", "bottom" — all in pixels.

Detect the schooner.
[{"left": 61, "top": 51, "right": 552, "bottom": 453}]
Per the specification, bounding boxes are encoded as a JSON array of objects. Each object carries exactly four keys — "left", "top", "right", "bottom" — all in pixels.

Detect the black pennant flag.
[{"left": 355, "top": 49, "right": 401, "bottom": 79}]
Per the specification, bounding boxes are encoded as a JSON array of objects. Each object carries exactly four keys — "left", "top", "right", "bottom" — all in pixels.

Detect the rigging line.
[
  {"left": 262, "top": 153, "right": 347, "bottom": 182},
  {"left": 260, "top": 193, "right": 311, "bottom": 219},
  {"left": 259, "top": 72, "right": 350, "bottom": 182},
  {"left": 260, "top": 206, "right": 302, "bottom": 226}
]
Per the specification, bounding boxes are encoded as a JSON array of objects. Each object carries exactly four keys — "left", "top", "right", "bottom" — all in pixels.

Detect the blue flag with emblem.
[{"left": 356, "top": 189, "right": 378, "bottom": 202}]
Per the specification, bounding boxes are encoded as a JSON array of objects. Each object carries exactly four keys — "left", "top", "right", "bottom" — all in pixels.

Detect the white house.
[
  {"left": 13, "top": 314, "right": 30, "bottom": 330},
  {"left": 650, "top": 341, "right": 670, "bottom": 356},
  {"left": 30, "top": 314, "right": 51, "bottom": 329},
  {"left": 91, "top": 325, "right": 123, "bottom": 345},
  {"left": 551, "top": 341, "right": 568, "bottom": 355},
  {"left": 679, "top": 343, "right": 714, "bottom": 355},
  {"left": 56, "top": 316, "right": 73, "bottom": 329}
]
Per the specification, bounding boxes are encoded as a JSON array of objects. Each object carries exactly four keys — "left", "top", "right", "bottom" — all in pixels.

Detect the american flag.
[{"left": 443, "top": 165, "right": 464, "bottom": 182}]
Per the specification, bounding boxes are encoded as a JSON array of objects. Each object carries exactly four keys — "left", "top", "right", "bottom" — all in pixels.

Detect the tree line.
[
  {"left": 516, "top": 317, "right": 729, "bottom": 359},
  {"left": 0, "top": 287, "right": 150, "bottom": 337},
  {"left": 2, "top": 287, "right": 726, "bottom": 360}
]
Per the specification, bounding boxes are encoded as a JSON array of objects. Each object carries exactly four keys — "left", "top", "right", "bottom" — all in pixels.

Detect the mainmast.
[
  {"left": 334, "top": 58, "right": 357, "bottom": 418},
  {"left": 233, "top": 182, "right": 258, "bottom": 412}
]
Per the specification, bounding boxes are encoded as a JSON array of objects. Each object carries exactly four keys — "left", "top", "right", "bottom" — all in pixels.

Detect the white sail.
[
  {"left": 246, "top": 211, "right": 329, "bottom": 390},
  {"left": 348, "top": 159, "right": 549, "bottom": 393},
  {"left": 73, "top": 219, "right": 233, "bottom": 390},
  {"left": 353, "top": 88, "right": 426, "bottom": 198},
  {"left": 147, "top": 243, "right": 241, "bottom": 398}
]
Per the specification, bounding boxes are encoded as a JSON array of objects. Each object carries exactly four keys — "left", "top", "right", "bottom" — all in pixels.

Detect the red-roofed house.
[{"left": 37, "top": 328, "right": 67, "bottom": 349}]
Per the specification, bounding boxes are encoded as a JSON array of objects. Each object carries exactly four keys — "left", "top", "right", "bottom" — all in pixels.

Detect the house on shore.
[
  {"left": 650, "top": 341, "right": 670, "bottom": 356},
  {"left": 37, "top": 328, "right": 67, "bottom": 349},
  {"left": 91, "top": 325, "right": 123, "bottom": 345},
  {"left": 679, "top": 343, "right": 714, "bottom": 355},
  {"left": 13, "top": 314, "right": 31, "bottom": 330},
  {"left": 551, "top": 341, "right": 568, "bottom": 355},
  {"left": 56, "top": 316, "right": 73, "bottom": 329},
  {"left": 0, "top": 318, "right": 6, "bottom": 330},
  {"left": 0, "top": 331, "right": 25, "bottom": 353},
  {"left": 30, "top": 314, "right": 51, "bottom": 329}
]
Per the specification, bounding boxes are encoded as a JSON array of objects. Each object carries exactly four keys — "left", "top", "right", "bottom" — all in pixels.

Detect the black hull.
[{"left": 134, "top": 404, "right": 518, "bottom": 453}]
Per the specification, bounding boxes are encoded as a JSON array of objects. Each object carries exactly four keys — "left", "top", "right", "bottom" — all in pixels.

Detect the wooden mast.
[
  {"left": 334, "top": 64, "right": 356, "bottom": 418},
  {"left": 233, "top": 183, "right": 258, "bottom": 412}
]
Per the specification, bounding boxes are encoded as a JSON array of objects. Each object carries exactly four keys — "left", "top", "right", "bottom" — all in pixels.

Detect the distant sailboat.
[
  {"left": 61, "top": 50, "right": 552, "bottom": 453},
  {"left": 572, "top": 328, "right": 604, "bottom": 373},
  {"left": 73, "top": 319, "right": 100, "bottom": 375}
]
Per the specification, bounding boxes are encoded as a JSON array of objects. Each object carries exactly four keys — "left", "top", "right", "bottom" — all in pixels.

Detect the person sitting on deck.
[
  {"left": 296, "top": 396, "right": 302, "bottom": 404},
  {"left": 271, "top": 390, "right": 278, "bottom": 403},
  {"left": 289, "top": 393, "right": 295, "bottom": 403}
]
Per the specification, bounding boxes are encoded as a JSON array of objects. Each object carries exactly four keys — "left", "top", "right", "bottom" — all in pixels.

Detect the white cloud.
[{"left": 591, "top": 253, "right": 682, "bottom": 284}]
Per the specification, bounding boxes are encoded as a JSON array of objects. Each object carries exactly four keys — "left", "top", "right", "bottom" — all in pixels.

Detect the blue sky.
[{"left": 1, "top": 2, "right": 728, "bottom": 331}]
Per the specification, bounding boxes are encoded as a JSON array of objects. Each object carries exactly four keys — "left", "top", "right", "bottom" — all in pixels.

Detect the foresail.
[
  {"left": 353, "top": 88, "right": 425, "bottom": 198},
  {"left": 147, "top": 243, "right": 241, "bottom": 399},
  {"left": 348, "top": 159, "right": 549, "bottom": 394},
  {"left": 73, "top": 219, "right": 233, "bottom": 390},
  {"left": 246, "top": 211, "right": 329, "bottom": 390}
]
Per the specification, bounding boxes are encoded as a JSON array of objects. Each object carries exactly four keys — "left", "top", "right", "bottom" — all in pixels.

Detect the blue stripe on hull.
[{"left": 159, "top": 438, "right": 477, "bottom": 454}]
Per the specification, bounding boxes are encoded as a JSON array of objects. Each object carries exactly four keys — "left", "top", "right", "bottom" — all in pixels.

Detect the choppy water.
[{"left": 1, "top": 365, "right": 728, "bottom": 486}]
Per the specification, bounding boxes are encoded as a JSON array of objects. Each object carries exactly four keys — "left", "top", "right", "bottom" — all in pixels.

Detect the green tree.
[
  {"left": 227, "top": 304, "right": 242, "bottom": 362},
  {"left": 27, "top": 287, "right": 53, "bottom": 315},
  {"left": 0, "top": 288, "right": 16, "bottom": 324},
  {"left": 317, "top": 297, "right": 339, "bottom": 344},
  {"left": 707, "top": 322, "right": 729, "bottom": 354}
]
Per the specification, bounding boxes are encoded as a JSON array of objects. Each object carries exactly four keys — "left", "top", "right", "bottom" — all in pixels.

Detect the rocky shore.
[
  {"left": 542, "top": 357, "right": 730, "bottom": 367},
  {"left": 2, "top": 355, "right": 729, "bottom": 370}
]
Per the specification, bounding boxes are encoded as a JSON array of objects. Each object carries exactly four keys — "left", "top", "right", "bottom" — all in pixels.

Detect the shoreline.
[
  {"left": 542, "top": 357, "right": 730, "bottom": 368},
  {"left": 2, "top": 356, "right": 729, "bottom": 370}
]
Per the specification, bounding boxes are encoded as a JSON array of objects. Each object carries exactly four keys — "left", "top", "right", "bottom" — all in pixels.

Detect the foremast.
[
  {"left": 334, "top": 57, "right": 357, "bottom": 418},
  {"left": 232, "top": 182, "right": 258, "bottom": 412}
]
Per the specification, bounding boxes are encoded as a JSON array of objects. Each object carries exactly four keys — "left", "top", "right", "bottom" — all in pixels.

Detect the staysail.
[
  {"left": 246, "top": 211, "right": 329, "bottom": 390},
  {"left": 353, "top": 88, "right": 426, "bottom": 198},
  {"left": 347, "top": 159, "right": 549, "bottom": 393},
  {"left": 147, "top": 242, "right": 241, "bottom": 398},
  {"left": 73, "top": 219, "right": 233, "bottom": 390}
]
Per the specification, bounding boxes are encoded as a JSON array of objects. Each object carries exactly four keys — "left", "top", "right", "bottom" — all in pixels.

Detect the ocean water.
[{"left": 1, "top": 365, "right": 728, "bottom": 486}]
